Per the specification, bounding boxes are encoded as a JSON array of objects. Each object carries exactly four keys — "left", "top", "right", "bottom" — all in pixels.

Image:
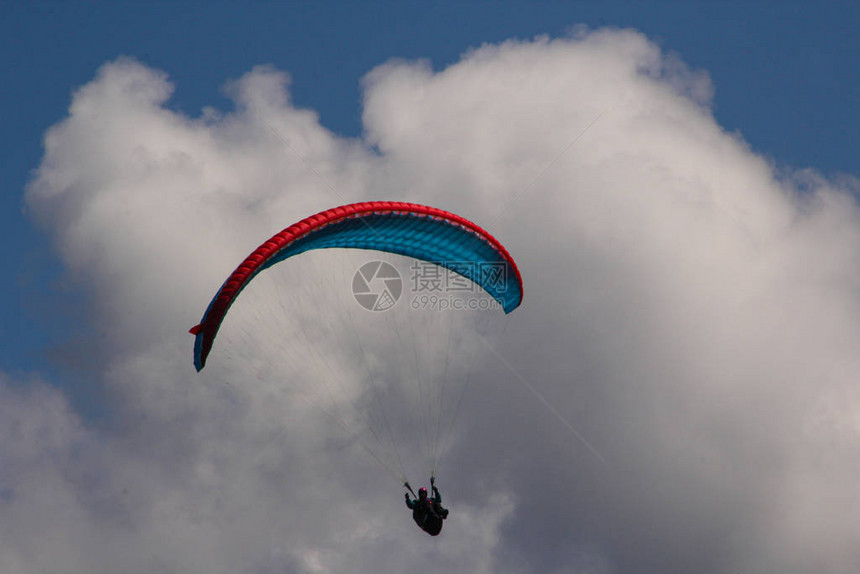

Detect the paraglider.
[
  {"left": 190, "top": 201, "right": 523, "bottom": 535},
  {"left": 404, "top": 476, "right": 448, "bottom": 536},
  {"left": 190, "top": 201, "right": 523, "bottom": 371}
]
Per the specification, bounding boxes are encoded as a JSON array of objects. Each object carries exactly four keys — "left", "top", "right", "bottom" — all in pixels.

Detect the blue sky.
[
  {"left": 2, "top": 3, "right": 860, "bottom": 572},
  {"left": 2, "top": 2, "right": 858, "bottom": 377},
  {"left": 2, "top": 2, "right": 858, "bottom": 380}
]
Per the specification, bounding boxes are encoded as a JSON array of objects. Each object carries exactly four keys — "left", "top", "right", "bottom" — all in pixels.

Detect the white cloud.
[{"left": 16, "top": 28, "right": 860, "bottom": 573}]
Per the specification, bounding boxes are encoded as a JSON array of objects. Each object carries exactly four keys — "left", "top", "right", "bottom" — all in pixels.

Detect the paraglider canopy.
[{"left": 190, "top": 201, "right": 523, "bottom": 371}]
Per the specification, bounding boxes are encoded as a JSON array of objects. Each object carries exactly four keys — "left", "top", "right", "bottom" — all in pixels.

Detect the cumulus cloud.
[{"left": 14, "top": 28, "right": 860, "bottom": 573}]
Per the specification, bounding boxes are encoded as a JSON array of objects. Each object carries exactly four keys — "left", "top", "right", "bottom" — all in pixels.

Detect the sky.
[{"left": 2, "top": 2, "right": 860, "bottom": 573}]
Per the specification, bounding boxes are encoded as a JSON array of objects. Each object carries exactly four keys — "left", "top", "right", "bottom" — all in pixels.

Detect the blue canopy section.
[{"left": 261, "top": 213, "right": 523, "bottom": 313}]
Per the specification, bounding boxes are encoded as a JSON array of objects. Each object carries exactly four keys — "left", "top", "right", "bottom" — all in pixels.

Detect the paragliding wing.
[{"left": 190, "top": 201, "right": 524, "bottom": 371}]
